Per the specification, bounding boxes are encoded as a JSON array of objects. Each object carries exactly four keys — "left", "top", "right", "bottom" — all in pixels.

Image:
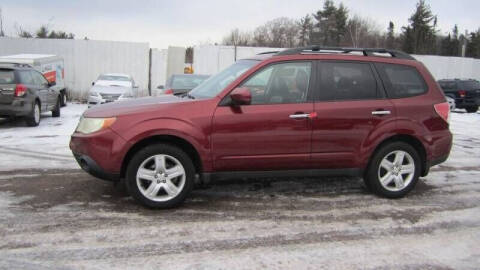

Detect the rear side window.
[
  {"left": 18, "top": 71, "right": 35, "bottom": 85},
  {"left": 439, "top": 81, "right": 456, "bottom": 90},
  {"left": 375, "top": 63, "right": 427, "bottom": 98},
  {"left": 0, "top": 70, "right": 15, "bottom": 84},
  {"left": 317, "top": 62, "right": 377, "bottom": 101},
  {"left": 458, "top": 81, "right": 480, "bottom": 90}
]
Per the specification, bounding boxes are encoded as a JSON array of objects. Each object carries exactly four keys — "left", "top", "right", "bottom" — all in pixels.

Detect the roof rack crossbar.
[{"left": 276, "top": 46, "right": 415, "bottom": 60}]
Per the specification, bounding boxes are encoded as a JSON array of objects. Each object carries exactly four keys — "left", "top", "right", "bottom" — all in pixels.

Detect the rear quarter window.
[
  {"left": 0, "top": 70, "right": 15, "bottom": 84},
  {"left": 375, "top": 63, "right": 427, "bottom": 98}
]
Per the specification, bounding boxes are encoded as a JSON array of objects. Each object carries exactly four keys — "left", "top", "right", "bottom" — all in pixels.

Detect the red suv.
[{"left": 70, "top": 47, "right": 452, "bottom": 208}]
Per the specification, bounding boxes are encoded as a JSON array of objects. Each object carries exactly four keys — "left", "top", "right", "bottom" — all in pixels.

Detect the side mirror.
[
  {"left": 230, "top": 87, "right": 251, "bottom": 106},
  {"left": 157, "top": 85, "right": 164, "bottom": 90},
  {"left": 48, "top": 81, "right": 56, "bottom": 87},
  {"left": 92, "top": 81, "right": 95, "bottom": 86}
]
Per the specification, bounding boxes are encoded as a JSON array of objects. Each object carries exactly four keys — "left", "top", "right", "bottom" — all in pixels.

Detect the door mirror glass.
[{"left": 230, "top": 87, "right": 252, "bottom": 106}]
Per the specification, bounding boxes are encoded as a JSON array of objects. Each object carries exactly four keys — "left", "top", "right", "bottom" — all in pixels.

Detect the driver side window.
[{"left": 241, "top": 62, "right": 311, "bottom": 105}]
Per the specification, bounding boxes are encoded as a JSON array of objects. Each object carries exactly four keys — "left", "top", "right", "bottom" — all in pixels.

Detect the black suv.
[
  {"left": 438, "top": 79, "right": 480, "bottom": 113},
  {"left": 0, "top": 63, "right": 61, "bottom": 126}
]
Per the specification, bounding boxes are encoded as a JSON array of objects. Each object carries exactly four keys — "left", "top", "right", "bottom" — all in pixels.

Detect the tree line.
[{"left": 222, "top": 0, "right": 480, "bottom": 58}]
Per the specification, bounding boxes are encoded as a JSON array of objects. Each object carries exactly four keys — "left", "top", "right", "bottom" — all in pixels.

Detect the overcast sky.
[{"left": 1, "top": 0, "right": 479, "bottom": 49}]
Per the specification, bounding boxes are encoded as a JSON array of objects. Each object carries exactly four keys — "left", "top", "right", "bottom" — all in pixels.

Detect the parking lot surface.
[{"left": 0, "top": 108, "right": 479, "bottom": 269}]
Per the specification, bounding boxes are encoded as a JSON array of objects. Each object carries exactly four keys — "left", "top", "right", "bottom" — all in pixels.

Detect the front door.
[{"left": 212, "top": 61, "right": 315, "bottom": 171}]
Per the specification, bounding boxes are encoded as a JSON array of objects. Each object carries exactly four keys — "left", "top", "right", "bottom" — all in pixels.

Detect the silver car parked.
[{"left": 88, "top": 73, "right": 138, "bottom": 107}]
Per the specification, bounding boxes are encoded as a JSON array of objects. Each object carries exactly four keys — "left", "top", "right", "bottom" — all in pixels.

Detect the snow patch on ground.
[{"left": 0, "top": 103, "right": 87, "bottom": 171}]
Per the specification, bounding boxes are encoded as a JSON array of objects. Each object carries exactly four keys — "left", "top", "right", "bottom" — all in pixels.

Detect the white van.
[{"left": 0, "top": 54, "right": 68, "bottom": 106}]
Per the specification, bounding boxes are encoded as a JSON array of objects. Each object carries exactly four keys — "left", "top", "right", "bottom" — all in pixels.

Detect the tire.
[
  {"left": 465, "top": 106, "right": 478, "bottom": 113},
  {"left": 52, "top": 97, "right": 61, "bottom": 117},
  {"left": 60, "top": 91, "right": 67, "bottom": 107},
  {"left": 125, "top": 144, "right": 195, "bottom": 209},
  {"left": 364, "top": 142, "right": 421, "bottom": 198},
  {"left": 25, "top": 101, "right": 41, "bottom": 127}
]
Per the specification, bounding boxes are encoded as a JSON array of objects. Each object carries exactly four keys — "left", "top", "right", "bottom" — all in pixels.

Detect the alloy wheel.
[
  {"left": 136, "top": 154, "right": 186, "bottom": 202},
  {"left": 377, "top": 150, "right": 415, "bottom": 192}
]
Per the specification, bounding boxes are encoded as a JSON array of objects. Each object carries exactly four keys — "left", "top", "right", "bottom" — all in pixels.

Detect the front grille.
[{"left": 100, "top": 93, "right": 121, "bottom": 101}]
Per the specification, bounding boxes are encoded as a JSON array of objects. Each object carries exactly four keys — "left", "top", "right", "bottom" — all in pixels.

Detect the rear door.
[
  {"left": 0, "top": 69, "right": 16, "bottom": 105},
  {"left": 31, "top": 70, "right": 50, "bottom": 111},
  {"left": 311, "top": 61, "right": 395, "bottom": 169}
]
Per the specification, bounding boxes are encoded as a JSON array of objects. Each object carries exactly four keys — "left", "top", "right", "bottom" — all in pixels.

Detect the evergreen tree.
[
  {"left": 312, "top": 0, "right": 348, "bottom": 46},
  {"left": 386, "top": 21, "right": 396, "bottom": 49},
  {"left": 298, "top": 14, "right": 313, "bottom": 46},
  {"left": 402, "top": 0, "right": 437, "bottom": 54}
]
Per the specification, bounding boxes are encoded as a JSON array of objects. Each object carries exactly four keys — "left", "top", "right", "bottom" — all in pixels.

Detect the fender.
[
  {"left": 112, "top": 117, "right": 213, "bottom": 172},
  {"left": 359, "top": 117, "right": 431, "bottom": 168}
]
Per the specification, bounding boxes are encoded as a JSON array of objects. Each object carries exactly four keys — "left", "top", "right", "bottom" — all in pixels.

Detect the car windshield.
[
  {"left": 189, "top": 60, "right": 258, "bottom": 99},
  {"left": 98, "top": 75, "right": 130, "bottom": 81},
  {"left": 170, "top": 75, "right": 209, "bottom": 89}
]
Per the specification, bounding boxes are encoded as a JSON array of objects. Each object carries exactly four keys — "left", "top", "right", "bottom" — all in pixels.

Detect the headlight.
[
  {"left": 90, "top": 91, "right": 99, "bottom": 97},
  {"left": 75, "top": 117, "right": 116, "bottom": 134}
]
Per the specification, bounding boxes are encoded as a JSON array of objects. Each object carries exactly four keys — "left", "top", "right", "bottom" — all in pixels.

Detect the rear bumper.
[
  {"left": 422, "top": 130, "right": 452, "bottom": 176},
  {"left": 0, "top": 99, "right": 32, "bottom": 117},
  {"left": 455, "top": 97, "right": 480, "bottom": 108}
]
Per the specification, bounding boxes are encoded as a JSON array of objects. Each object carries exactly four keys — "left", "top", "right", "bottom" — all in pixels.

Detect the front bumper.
[{"left": 70, "top": 128, "right": 128, "bottom": 181}]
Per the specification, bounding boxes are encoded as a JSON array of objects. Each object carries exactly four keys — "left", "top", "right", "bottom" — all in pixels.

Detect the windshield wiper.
[{"left": 185, "top": 93, "right": 195, "bottom": 99}]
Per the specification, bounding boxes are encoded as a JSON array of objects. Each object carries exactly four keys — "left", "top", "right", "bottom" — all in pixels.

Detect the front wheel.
[
  {"left": 364, "top": 142, "right": 421, "bottom": 198},
  {"left": 465, "top": 106, "right": 478, "bottom": 113},
  {"left": 125, "top": 144, "right": 195, "bottom": 209},
  {"left": 60, "top": 91, "right": 67, "bottom": 107}
]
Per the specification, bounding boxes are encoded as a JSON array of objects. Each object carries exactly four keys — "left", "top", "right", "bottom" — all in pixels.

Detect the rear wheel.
[
  {"left": 25, "top": 101, "right": 41, "bottom": 127},
  {"left": 52, "top": 97, "right": 61, "bottom": 117},
  {"left": 465, "top": 106, "right": 478, "bottom": 113},
  {"left": 126, "top": 144, "right": 195, "bottom": 209},
  {"left": 364, "top": 142, "right": 421, "bottom": 198}
]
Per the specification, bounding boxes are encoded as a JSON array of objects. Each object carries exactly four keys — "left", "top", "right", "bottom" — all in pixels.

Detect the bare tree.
[
  {"left": 14, "top": 23, "right": 33, "bottom": 38},
  {"left": 222, "top": 28, "right": 251, "bottom": 46},
  {"left": 345, "top": 15, "right": 382, "bottom": 48}
]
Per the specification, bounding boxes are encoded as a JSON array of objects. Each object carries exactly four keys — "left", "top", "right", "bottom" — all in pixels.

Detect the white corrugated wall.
[
  {"left": 193, "top": 45, "right": 480, "bottom": 81},
  {"left": 0, "top": 37, "right": 150, "bottom": 100}
]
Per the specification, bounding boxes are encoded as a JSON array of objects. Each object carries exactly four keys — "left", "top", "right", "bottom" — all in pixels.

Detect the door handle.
[
  {"left": 371, "top": 110, "right": 391, "bottom": 115},
  {"left": 289, "top": 112, "right": 317, "bottom": 119},
  {"left": 289, "top": 114, "right": 310, "bottom": 119}
]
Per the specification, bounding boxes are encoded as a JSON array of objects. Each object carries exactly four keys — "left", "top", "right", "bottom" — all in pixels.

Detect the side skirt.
[{"left": 201, "top": 168, "right": 363, "bottom": 184}]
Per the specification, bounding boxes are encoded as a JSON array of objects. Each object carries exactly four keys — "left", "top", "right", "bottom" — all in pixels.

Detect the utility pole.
[{"left": 0, "top": 8, "right": 5, "bottom": 37}]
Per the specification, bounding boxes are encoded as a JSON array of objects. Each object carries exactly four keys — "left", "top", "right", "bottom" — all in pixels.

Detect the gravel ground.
[{"left": 0, "top": 109, "right": 479, "bottom": 269}]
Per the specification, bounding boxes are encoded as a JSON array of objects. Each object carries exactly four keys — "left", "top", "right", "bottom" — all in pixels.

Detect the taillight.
[
  {"left": 434, "top": 102, "right": 450, "bottom": 124},
  {"left": 14, "top": 84, "right": 27, "bottom": 97},
  {"left": 164, "top": 89, "right": 174, "bottom": 95},
  {"left": 458, "top": 90, "right": 466, "bottom": 98}
]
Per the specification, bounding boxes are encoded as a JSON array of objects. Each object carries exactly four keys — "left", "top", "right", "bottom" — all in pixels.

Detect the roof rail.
[
  {"left": 257, "top": 51, "right": 281, "bottom": 55},
  {"left": 276, "top": 46, "right": 415, "bottom": 60}
]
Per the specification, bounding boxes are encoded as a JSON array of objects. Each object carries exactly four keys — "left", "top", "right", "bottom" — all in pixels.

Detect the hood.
[
  {"left": 91, "top": 84, "right": 130, "bottom": 94},
  {"left": 84, "top": 95, "right": 190, "bottom": 118},
  {"left": 94, "top": 80, "right": 132, "bottom": 88}
]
